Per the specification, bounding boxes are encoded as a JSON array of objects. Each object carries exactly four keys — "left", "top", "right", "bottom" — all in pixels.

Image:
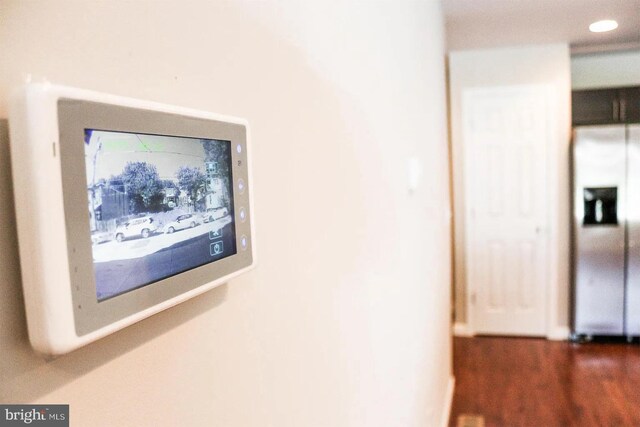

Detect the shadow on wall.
[{"left": 0, "top": 119, "right": 228, "bottom": 401}]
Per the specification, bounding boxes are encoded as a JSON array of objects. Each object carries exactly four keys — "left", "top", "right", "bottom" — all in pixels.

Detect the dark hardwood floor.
[{"left": 449, "top": 336, "right": 640, "bottom": 427}]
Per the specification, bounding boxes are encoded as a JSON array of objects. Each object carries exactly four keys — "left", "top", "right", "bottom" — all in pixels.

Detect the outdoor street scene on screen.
[{"left": 84, "top": 129, "right": 236, "bottom": 301}]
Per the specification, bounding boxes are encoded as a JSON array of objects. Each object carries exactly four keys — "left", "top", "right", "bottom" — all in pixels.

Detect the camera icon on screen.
[{"left": 210, "top": 241, "right": 224, "bottom": 256}]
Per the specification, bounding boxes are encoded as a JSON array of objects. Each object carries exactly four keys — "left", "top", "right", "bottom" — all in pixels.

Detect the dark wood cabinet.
[
  {"left": 619, "top": 87, "right": 640, "bottom": 124},
  {"left": 572, "top": 89, "right": 619, "bottom": 125},
  {"left": 572, "top": 86, "right": 640, "bottom": 126}
]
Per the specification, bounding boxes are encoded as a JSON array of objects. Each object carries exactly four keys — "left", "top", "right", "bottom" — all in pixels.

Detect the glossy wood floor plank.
[{"left": 449, "top": 336, "right": 640, "bottom": 427}]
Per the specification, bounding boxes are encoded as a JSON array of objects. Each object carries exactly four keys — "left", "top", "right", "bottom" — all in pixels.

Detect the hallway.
[{"left": 449, "top": 337, "right": 640, "bottom": 426}]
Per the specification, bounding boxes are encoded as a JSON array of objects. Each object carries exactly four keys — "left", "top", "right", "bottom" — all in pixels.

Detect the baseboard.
[
  {"left": 454, "top": 322, "right": 568, "bottom": 340},
  {"left": 440, "top": 376, "right": 455, "bottom": 427},
  {"left": 547, "top": 325, "right": 570, "bottom": 341},
  {"left": 453, "top": 322, "right": 474, "bottom": 337}
]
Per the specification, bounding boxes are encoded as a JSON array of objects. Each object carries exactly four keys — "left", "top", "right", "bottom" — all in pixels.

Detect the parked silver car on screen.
[
  {"left": 163, "top": 214, "right": 200, "bottom": 234},
  {"left": 115, "top": 216, "right": 158, "bottom": 242},
  {"left": 201, "top": 207, "right": 229, "bottom": 223}
]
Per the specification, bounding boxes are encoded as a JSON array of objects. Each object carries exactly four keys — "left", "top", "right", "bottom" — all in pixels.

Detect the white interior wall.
[
  {"left": 0, "top": 1, "right": 453, "bottom": 426},
  {"left": 571, "top": 49, "right": 640, "bottom": 89},
  {"left": 449, "top": 44, "right": 572, "bottom": 338}
]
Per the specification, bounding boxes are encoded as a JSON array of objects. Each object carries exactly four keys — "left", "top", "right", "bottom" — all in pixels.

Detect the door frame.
[{"left": 461, "top": 84, "right": 565, "bottom": 339}]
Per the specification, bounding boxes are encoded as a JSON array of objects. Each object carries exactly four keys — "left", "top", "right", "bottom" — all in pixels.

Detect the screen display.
[{"left": 84, "top": 129, "right": 236, "bottom": 301}]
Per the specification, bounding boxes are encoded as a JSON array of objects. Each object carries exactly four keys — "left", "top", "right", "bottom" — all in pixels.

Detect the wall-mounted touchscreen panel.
[{"left": 8, "top": 83, "right": 255, "bottom": 356}]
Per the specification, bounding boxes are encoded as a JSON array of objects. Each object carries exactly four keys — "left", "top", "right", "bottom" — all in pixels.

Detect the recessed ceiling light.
[{"left": 589, "top": 20, "right": 618, "bottom": 33}]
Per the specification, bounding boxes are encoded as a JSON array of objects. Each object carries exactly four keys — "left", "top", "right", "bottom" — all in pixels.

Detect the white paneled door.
[{"left": 463, "top": 85, "right": 549, "bottom": 336}]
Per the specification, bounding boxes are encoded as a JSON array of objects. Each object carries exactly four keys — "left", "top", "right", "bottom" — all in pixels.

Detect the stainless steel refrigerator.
[{"left": 573, "top": 124, "right": 640, "bottom": 339}]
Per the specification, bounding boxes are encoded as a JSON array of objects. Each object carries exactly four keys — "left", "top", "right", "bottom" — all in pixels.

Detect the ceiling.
[{"left": 443, "top": 0, "right": 640, "bottom": 52}]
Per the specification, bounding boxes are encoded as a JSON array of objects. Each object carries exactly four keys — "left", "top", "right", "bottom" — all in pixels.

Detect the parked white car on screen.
[
  {"left": 201, "top": 207, "right": 229, "bottom": 223},
  {"left": 115, "top": 216, "right": 158, "bottom": 242},
  {"left": 163, "top": 214, "right": 200, "bottom": 234}
]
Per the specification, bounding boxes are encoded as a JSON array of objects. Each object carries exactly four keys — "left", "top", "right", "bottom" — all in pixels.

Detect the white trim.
[
  {"left": 544, "top": 83, "right": 561, "bottom": 342},
  {"left": 440, "top": 376, "right": 455, "bottom": 427},
  {"left": 547, "top": 326, "right": 570, "bottom": 341},
  {"left": 453, "top": 322, "right": 474, "bottom": 337},
  {"left": 462, "top": 88, "right": 477, "bottom": 339}
]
